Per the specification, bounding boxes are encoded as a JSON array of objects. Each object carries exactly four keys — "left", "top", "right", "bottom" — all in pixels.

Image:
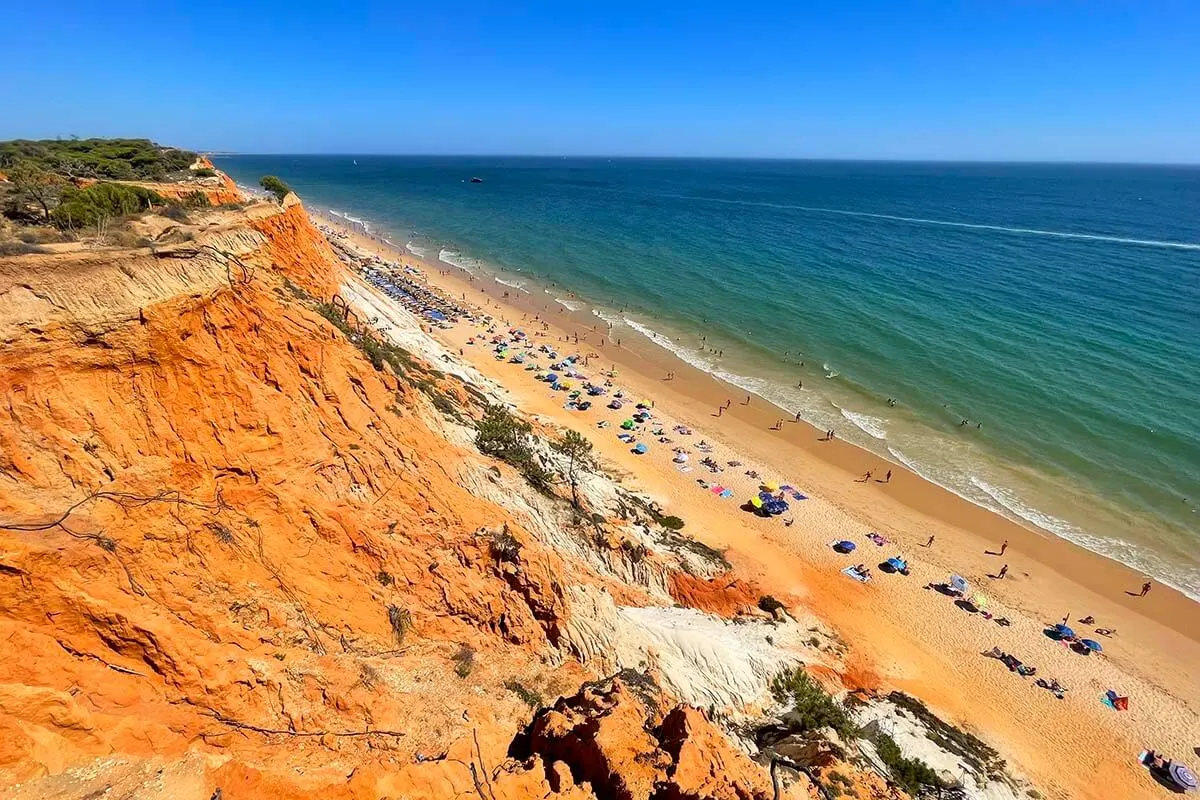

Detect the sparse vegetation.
[
  {"left": 475, "top": 404, "right": 553, "bottom": 491},
  {"left": 489, "top": 527, "right": 523, "bottom": 563},
  {"left": 758, "top": 595, "right": 786, "bottom": 615},
  {"left": 387, "top": 604, "right": 412, "bottom": 645},
  {"left": 870, "top": 730, "right": 944, "bottom": 797},
  {"left": 259, "top": 175, "right": 292, "bottom": 202},
  {"left": 193, "top": 167, "right": 217, "bottom": 178},
  {"left": 770, "top": 667, "right": 858, "bottom": 741},
  {"left": 505, "top": 680, "right": 544, "bottom": 709},
  {"left": 0, "top": 241, "right": 47, "bottom": 256},
  {"left": 4, "top": 163, "right": 65, "bottom": 221},
  {"left": 658, "top": 514, "right": 685, "bottom": 531},
  {"left": 552, "top": 429, "right": 594, "bottom": 508},
  {"left": 452, "top": 644, "right": 476, "bottom": 678},
  {"left": 376, "top": 570, "right": 394, "bottom": 586}
]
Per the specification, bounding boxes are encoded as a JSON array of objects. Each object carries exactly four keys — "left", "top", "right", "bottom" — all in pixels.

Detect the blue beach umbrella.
[
  {"left": 1080, "top": 639, "right": 1103, "bottom": 653},
  {"left": 835, "top": 540, "right": 856, "bottom": 552},
  {"left": 633, "top": 442, "right": 648, "bottom": 455},
  {"left": 1054, "top": 624, "right": 1076, "bottom": 639},
  {"left": 886, "top": 557, "right": 907, "bottom": 572}
]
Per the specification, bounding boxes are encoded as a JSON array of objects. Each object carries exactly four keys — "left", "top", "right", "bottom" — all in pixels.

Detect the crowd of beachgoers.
[
  {"left": 312, "top": 220, "right": 1200, "bottom": 798},
  {"left": 317, "top": 222, "right": 471, "bottom": 322}
]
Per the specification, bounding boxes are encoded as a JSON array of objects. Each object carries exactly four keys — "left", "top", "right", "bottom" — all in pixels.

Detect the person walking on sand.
[
  {"left": 999, "top": 539, "right": 1008, "bottom": 556},
  {"left": 861, "top": 470, "right": 873, "bottom": 482},
  {"left": 1139, "top": 581, "right": 1151, "bottom": 597},
  {"left": 924, "top": 534, "right": 935, "bottom": 548},
  {"left": 997, "top": 564, "right": 1008, "bottom": 579},
  {"left": 884, "top": 469, "right": 892, "bottom": 483}
]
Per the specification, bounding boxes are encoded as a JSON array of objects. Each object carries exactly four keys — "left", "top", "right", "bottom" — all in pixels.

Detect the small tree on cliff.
[
  {"left": 552, "top": 429, "right": 594, "bottom": 509},
  {"left": 259, "top": 175, "right": 291, "bottom": 202},
  {"left": 7, "top": 162, "right": 65, "bottom": 222}
]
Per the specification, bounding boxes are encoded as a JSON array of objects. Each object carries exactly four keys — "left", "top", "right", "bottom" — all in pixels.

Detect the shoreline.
[
  {"left": 310, "top": 207, "right": 1200, "bottom": 629},
  {"left": 314, "top": 207, "right": 1200, "bottom": 798}
]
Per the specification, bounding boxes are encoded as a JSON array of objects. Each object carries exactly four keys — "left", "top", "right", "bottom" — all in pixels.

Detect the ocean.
[{"left": 215, "top": 156, "right": 1200, "bottom": 599}]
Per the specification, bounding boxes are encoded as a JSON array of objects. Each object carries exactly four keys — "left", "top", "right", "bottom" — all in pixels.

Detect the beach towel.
[
  {"left": 841, "top": 566, "right": 871, "bottom": 583},
  {"left": 710, "top": 485, "right": 726, "bottom": 495},
  {"left": 719, "top": 489, "right": 734, "bottom": 498},
  {"left": 676, "top": 465, "right": 693, "bottom": 473},
  {"left": 867, "top": 533, "right": 888, "bottom": 546},
  {"left": 790, "top": 492, "right": 808, "bottom": 501}
]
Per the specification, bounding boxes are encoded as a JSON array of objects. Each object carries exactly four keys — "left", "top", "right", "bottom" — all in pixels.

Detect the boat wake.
[{"left": 659, "top": 194, "right": 1200, "bottom": 251}]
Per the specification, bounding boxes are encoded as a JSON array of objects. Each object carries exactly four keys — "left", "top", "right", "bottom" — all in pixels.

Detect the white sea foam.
[
  {"left": 328, "top": 209, "right": 370, "bottom": 232},
  {"left": 495, "top": 276, "right": 530, "bottom": 293},
  {"left": 592, "top": 308, "right": 622, "bottom": 326},
  {"left": 624, "top": 318, "right": 717, "bottom": 374},
  {"left": 823, "top": 362, "right": 840, "bottom": 378},
  {"left": 438, "top": 249, "right": 475, "bottom": 274},
  {"left": 405, "top": 241, "right": 430, "bottom": 258},
  {"left": 841, "top": 409, "right": 888, "bottom": 440},
  {"left": 556, "top": 297, "right": 585, "bottom": 311}
]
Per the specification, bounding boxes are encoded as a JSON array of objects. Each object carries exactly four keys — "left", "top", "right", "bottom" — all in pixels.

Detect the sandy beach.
[{"left": 313, "top": 210, "right": 1200, "bottom": 800}]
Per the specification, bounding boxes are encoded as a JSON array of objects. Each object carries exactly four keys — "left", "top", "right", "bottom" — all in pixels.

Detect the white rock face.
[{"left": 560, "top": 585, "right": 801, "bottom": 713}]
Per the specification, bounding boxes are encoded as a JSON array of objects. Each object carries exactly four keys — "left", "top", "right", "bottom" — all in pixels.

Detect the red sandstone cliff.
[{"left": 0, "top": 195, "right": 836, "bottom": 799}]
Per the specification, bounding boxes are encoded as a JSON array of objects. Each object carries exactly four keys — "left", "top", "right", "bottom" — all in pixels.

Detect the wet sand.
[{"left": 314, "top": 210, "right": 1200, "bottom": 800}]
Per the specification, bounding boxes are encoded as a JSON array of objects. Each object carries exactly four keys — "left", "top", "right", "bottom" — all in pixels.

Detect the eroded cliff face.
[{"left": 0, "top": 195, "right": 824, "bottom": 799}]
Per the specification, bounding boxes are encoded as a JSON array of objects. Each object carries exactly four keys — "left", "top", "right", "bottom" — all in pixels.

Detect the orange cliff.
[{"left": 0, "top": 196, "right": 829, "bottom": 799}]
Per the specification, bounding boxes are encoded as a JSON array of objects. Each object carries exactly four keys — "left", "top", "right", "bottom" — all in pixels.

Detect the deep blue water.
[{"left": 217, "top": 156, "right": 1200, "bottom": 598}]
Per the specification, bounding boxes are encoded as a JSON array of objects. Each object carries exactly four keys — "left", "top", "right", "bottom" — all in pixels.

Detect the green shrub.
[
  {"left": 182, "top": 190, "right": 211, "bottom": 209},
  {"left": 387, "top": 604, "right": 412, "bottom": 645},
  {"left": 505, "top": 680, "right": 544, "bottom": 709},
  {"left": 52, "top": 182, "right": 162, "bottom": 229},
  {"left": 871, "top": 731, "right": 944, "bottom": 796},
  {"left": 758, "top": 595, "right": 786, "bottom": 615},
  {"left": 475, "top": 404, "right": 553, "bottom": 491},
  {"left": 452, "top": 644, "right": 475, "bottom": 678},
  {"left": 260, "top": 175, "right": 292, "bottom": 201},
  {"left": 659, "top": 515, "right": 685, "bottom": 530},
  {"left": 193, "top": 167, "right": 217, "bottom": 177},
  {"left": 770, "top": 667, "right": 857, "bottom": 741}
]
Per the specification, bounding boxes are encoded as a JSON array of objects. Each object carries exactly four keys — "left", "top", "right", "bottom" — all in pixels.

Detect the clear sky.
[{"left": 4, "top": 1, "right": 1198, "bottom": 161}]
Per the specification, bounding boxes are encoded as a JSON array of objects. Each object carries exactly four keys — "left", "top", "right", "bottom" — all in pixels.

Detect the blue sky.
[{"left": 3, "top": 1, "right": 1198, "bottom": 161}]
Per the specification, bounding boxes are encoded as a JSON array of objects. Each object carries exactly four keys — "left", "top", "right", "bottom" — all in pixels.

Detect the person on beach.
[
  {"left": 1139, "top": 581, "right": 1151, "bottom": 597},
  {"left": 998, "top": 539, "right": 1008, "bottom": 556},
  {"left": 725, "top": 400, "right": 732, "bottom": 409},
  {"left": 861, "top": 470, "right": 873, "bottom": 482},
  {"left": 797, "top": 379, "right": 803, "bottom": 389},
  {"left": 997, "top": 564, "right": 1008, "bottom": 579},
  {"left": 884, "top": 469, "right": 892, "bottom": 483},
  {"left": 717, "top": 405, "right": 724, "bottom": 417},
  {"left": 924, "top": 535, "right": 935, "bottom": 548},
  {"left": 795, "top": 411, "right": 802, "bottom": 421}
]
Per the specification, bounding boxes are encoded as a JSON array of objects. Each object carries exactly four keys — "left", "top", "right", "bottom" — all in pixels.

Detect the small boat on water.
[{"left": 469, "top": 176, "right": 483, "bottom": 183}]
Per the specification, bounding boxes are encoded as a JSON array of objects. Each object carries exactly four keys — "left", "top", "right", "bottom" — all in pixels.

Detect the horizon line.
[{"left": 208, "top": 152, "right": 1200, "bottom": 168}]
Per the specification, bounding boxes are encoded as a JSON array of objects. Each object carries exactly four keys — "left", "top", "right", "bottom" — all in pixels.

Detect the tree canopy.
[
  {"left": 259, "top": 175, "right": 292, "bottom": 202},
  {"left": 0, "top": 138, "right": 197, "bottom": 181}
]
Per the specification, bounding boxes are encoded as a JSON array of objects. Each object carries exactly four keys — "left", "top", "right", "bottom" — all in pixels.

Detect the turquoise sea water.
[{"left": 217, "top": 156, "right": 1200, "bottom": 599}]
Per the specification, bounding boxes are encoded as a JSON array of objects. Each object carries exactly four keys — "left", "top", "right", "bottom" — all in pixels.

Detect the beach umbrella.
[
  {"left": 633, "top": 443, "right": 648, "bottom": 455},
  {"left": 1169, "top": 763, "right": 1198, "bottom": 792},
  {"left": 762, "top": 481, "right": 779, "bottom": 493},
  {"left": 949, "top": 574, "right": 969, "bottom": 594},
  {"left": 1080, "top": 639, "right": 1103, "bottom": 653},
  {"left": 886, "top": 557, "right": 906, "bottom": 572},
  {"left": 673, "top": 453, "right": 689, "bottom": 463},
  {"left": 836, "top": 540, "right": 856, "bottom": 552},
  {"left": 621, "top": 419, "right": 635, "bottom": 430},
  {"left": 751, "top": 495, "right": 764, "bottom": 509},
  {"left": 1054, "top": 623, "right": 1076, "bottom": 639}
]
